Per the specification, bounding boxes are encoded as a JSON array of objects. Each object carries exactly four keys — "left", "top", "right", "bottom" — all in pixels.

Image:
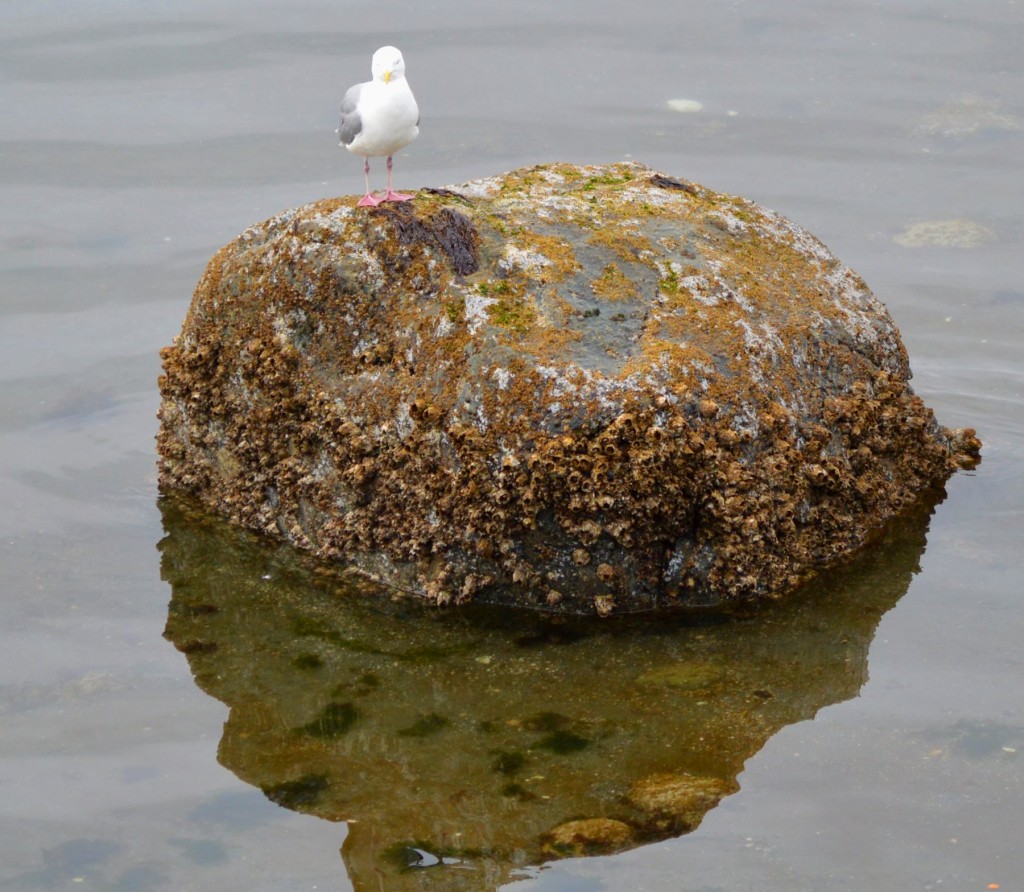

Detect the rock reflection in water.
[{"left": 159, "top": 492, "right": 942, "bottom": 890}]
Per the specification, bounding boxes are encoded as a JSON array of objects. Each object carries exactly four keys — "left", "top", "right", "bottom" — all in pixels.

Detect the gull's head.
[{"left": 371, "top": 46, "right": 406, "bottom": 85}]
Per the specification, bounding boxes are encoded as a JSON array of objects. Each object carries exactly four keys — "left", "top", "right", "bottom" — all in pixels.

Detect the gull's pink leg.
[
  {"left": 383, "top": 155, "right": 414, "bottom": 202},
  {"left": 357, "top": 158, "right": 381, "bottom": 207}
]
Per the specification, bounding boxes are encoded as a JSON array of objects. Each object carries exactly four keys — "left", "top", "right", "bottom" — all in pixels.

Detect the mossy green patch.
[
  {"left": 444, "top": 295, "right": 465, "bottom": 324},
  {"left": 659, "top": 267, "right": 680, "bottom": 294},
  {"left": 581, "top": 170, "right": 635, "bottom": 190},
  {"left": 476, "top": 280, "right": 513, "bottom": 296},
  {"left": 487, "top": 296, "right": 537, "bottom": 333}
]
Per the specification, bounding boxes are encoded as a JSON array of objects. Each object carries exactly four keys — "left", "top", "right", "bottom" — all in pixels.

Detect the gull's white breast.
[{"left": 347, "top": 80, "right": 419, "bottom": 158}]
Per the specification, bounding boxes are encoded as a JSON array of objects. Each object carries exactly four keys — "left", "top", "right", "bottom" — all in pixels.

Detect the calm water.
[{"left": 2, "top": 1, "right": 1022, "bottom": 890}]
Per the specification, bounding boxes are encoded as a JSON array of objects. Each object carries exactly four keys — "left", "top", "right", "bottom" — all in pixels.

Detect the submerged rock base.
[{"left": 157, "top": 162, "right": 979, "bottom": 614}]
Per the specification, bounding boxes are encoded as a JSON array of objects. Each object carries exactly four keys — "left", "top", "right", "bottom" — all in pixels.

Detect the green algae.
[
  {"left": 486, "top": 295, "right": 536, "bottom": 332},
  {"left": 475, "top": 280, "right": 513, "bottom": 296},
  {"left": 581, "top": 171, "right": 635, "bottom": 190},
  {"left": 658, "top": 267, "right": 681, "bottom": 294}
]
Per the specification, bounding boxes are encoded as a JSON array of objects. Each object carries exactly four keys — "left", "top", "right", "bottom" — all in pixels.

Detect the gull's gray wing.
[{"left": 337, "top": 83, "right": 363, "bottom": 146}]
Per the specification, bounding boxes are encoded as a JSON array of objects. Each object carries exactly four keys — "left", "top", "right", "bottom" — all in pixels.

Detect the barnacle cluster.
[{"left": 157, "top": 162, "right": 980, "bottom": 614}]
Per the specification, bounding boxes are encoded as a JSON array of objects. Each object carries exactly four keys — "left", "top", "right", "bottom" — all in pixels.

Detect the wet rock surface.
[{"left": 157, "top": 162, "right": 980, "bottom": 614}]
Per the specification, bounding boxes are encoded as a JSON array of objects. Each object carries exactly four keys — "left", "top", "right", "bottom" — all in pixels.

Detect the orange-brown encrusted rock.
[{"left": 157, "top": 162, "right": 980, "bottom": 614}]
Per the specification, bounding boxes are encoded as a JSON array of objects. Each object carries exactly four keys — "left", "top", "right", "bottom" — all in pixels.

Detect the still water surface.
[{"left": 2, "top": 1, "right": 1022, "bottom": 890}]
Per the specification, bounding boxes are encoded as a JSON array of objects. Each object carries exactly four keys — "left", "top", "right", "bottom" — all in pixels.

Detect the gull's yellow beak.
[{"left": 383, "top": 70, "right": 392, "bottom": 84}]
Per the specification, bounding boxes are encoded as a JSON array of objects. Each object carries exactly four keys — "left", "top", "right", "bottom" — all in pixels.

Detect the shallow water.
[
  {"left": 157, "top": 492, "right": 944, "bottom": 889},
  {"left": 2, "top": 2, "right": 1022, "bottom": 890}
]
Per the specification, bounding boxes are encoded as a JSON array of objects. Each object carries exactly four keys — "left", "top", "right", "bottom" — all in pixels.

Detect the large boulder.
[{"left": 157, "top": 162, "right": 979, "bottom": 614}]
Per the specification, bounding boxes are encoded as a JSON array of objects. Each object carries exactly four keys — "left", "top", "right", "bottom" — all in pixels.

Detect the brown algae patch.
[
  {"left": 591, "top": 263, "right": 640, "bottom": 302},
  {"left": 586, "top": 223, "right": 655, "bottom": 262}
]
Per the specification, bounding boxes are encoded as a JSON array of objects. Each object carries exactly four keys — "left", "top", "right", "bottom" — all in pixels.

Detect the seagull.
[{"left": 338, "top": 46, "right": 420, "bottom": 207}]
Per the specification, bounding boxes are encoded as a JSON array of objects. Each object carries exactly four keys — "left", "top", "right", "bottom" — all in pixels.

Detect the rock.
[
  {"left": 627, "top": 772, "right": 739, "bottom": 834},
  {"left": 157, "top": 161, "right": 980, "bottom": 614},
  {"left": 541, "top": 818, "right": 634, "bottom": 856}
]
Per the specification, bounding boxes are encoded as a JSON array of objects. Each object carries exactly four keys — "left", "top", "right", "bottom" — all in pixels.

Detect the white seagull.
[{"left": 338, "top": 46, "right": 420, "bottom": 207}]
